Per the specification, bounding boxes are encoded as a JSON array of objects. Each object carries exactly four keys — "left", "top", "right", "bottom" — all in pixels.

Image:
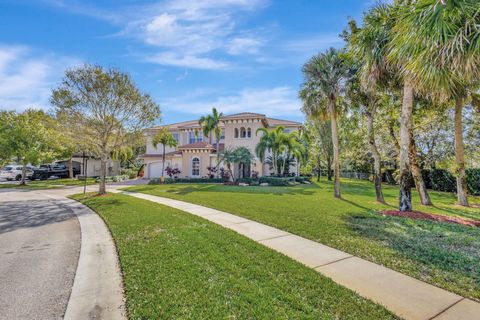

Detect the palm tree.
[
  {"left": 221, "top": 146, "right": 254, "bottom": 181},
  {"left": 152, "top": 127, "right": 178, "bottom": 178},
  {"left": 301, "top": 48, "right": 350, "bottom": 198},
  {"left": 347, "top": 5, "right": 395, "bottom": 203},
  {"left": 390, "top": 0, "right": 480, "bottom": 206},
  {"left": 234, "top": 146, "right": 254, "bottom": 179},
  {"left": 199, "top": 108, "right": 223, "bottom": 177},
  {"left": 282, "top": 131, "right": 307, "bottom": 176},
  {"left": 256, "top": 126, "right": 287, "bottom": 176}
]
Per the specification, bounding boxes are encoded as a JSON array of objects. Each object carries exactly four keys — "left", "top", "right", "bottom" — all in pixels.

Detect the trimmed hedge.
[
  {"left": 149, "top": 178, "right": 224, "bottom": 184},
  {"left": 383, "top": 168, "right": 480, "bottom": 196},
  {"left": 423, "top": 169, "right": 480, "bottom": 196},
  {"left": 236, "top": 176, "right": 312, "bottom": 186}
]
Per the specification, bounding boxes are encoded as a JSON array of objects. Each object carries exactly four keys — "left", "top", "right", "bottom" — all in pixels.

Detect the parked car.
[
  {"left": 0, "top": 165, "right": 35, "bottom": 181},
  {"left": 31, "top": 163, "right": 80, "bottom": 180}
]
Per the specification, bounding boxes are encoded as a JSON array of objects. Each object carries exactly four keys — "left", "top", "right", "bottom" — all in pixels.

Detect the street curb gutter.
[{"left": 45, "top": 195, "right": 127, "bottom": 320}]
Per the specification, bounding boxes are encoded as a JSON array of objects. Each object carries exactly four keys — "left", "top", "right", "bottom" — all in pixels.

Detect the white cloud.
[
  {"left": 0, "top": 45, "right": 80, "bottom": 112},
  {"left": 125, "top": 0, "right": 269, "bottom": 69},
  {"left": 227, "top": 37, "right": 263, "bottom": 55},
  {"left": 146, "top": 52, "right": 229, "bottom": 70},
  {"left": 162, "top": 86, "right": 302, "bottom": 118}
]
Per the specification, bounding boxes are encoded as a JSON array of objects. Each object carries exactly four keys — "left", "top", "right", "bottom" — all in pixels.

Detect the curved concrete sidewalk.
[
  {"left": 113, "top": 190, "right": 480, "bottom": 320},
  {"left": 40, "top": 190, "right": 126, "bottom": 320}
]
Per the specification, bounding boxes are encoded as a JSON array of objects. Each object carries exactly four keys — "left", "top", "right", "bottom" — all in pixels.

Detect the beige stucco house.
[{"left": 141, "top": 112, "right": 302, "bottom": 179}]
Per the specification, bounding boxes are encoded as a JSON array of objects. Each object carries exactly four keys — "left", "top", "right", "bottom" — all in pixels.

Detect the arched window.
[
  {"left": 234, "top": 128, "right": 239, "bottom": 138},
  {"left": 240, "top": 127, "right": 246, "bottom": 138},
  {"left": 247, "top": 127, "right": 252, "bottom": 138},
  {"left": 192, "top": 157, "right": 200, "bottom": 176}
]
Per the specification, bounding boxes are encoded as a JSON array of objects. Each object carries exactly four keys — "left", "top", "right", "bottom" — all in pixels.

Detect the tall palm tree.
[
  {"left": 152, "top": 127, "right": 178, "bottom": 178},
  {"left": 390, "top": 0, "right": 480, "bottom": 206},
  {"left": 199, "top": 108, "right": 223, "bottom": 177},
  {"left": 256, "top": 126, "right": 287, "bottom": 176},
  {"left": 347, "top": 4, "right": 395, "bottom": 203},
  {"left": 301, "top": 48, "right": 350, "bottom": 198}
]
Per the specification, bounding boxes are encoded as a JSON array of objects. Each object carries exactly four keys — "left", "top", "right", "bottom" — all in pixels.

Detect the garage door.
[{"left": 148, "top": 162, "right": 164, "bottom": 178}]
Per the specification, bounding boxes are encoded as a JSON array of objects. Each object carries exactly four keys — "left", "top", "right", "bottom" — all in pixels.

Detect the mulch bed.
[{"left": 380, "top": 210, "right": 480, "bottom": 227}]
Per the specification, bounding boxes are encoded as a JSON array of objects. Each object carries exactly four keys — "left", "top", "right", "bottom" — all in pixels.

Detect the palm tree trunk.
[
  {"left": 328, "top": 98, "right": 341, "bottom": 198},
  {"left": 409, "top": 128, "right": 432, "bottom": 205},
  {"left": 399, "top": 79, "right": 414, "bottom": 212},
  {"left": 366, "top": 109, "right": 385, "bottom": 203},
  {"left": 454, "top": 97, "right": 469, "bottom": 206},
  {"left": 216, "top": 138, "right": 220, "bottom": 178},
  {"left": 161, "top": 145, "right": 166, "bottom": 178}
]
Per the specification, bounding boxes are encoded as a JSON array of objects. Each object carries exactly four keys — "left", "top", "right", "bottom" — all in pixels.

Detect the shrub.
[
  {"left": 259, "top": 176, "right": 292, "bottom": 186},
  {"left": 149, "top": 178, "right": 223, "bottom": 185},
  {"left": 121, "top": 168, "right": 138, "bottom": 179},
  {"left": 165, "top": 166, "right": 181, "bottom": 178},
  {"left": 294, "top": 176, "right": 312, "bottom": 183},
  {"left": 96, "top": 175, "right": 130, "bottom": 183}
]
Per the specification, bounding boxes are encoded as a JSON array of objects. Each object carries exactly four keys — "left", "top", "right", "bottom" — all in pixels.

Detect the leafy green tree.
[
  {"left": 199, "top": 107, "right": 223, "bottom": 176},
  {"left": 389, "top": 0, "right": 480, "bottom": 207},
  {"left": 0, "top": 109, "right": 62, "bottom": 185},
  {"left": 301, "top": 48, "right": 351, "bottom": 198},
  {"left": 51, "top": 64, "right": 161, "bottom": 194},
  {"left": 152, "top": 127, "right": 178, "bottom": 178}
]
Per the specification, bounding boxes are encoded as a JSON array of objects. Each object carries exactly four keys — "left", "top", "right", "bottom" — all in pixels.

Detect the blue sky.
[{"left": 0, "top": 0, "right": 377, "bottom": 124}]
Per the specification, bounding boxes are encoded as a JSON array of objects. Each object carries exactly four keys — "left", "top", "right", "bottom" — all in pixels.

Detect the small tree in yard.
[
  {"left": 52, "top": 65, "right": 161, "bottom": 194},
  {"left": 152, "top": 127, "right": 178, "bottom": 179},
  {"left": 0, "top": 109, "right": 62, "bottom": 185}
]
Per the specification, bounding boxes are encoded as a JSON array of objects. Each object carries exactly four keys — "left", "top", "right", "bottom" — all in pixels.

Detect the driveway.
[{"left": 0, "top": 189, "right": 81, "bottom": 319}]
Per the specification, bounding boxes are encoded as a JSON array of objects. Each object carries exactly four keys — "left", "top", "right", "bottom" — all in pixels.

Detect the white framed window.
[
  {"left": 247, "top": 128, "right": 252, "bottom": 138},
  {"left": 189, "top": 131, "right": 203, "bottom": 144},
  {"left": 191, "top": 157, "right": 200, "bottom": 176}
]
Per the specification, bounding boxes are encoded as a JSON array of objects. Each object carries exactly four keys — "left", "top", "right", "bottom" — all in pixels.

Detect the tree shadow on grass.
[
  {"left": 344, "top": 213, "right": 480, "bottom": 296},
  {"left": 133, "top": 183, "right": 320, "bottom": 197}
]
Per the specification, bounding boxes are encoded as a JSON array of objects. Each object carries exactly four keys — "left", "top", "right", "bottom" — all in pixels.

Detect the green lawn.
[
  {"left": 0, "top": 178, "right": 97, "bottom": 189},
  {"left": 72, "top": 192, "right": 397, "bottom": 319},
  {"left": 125, "top": 179, "right": 480, "bottom": 301}
]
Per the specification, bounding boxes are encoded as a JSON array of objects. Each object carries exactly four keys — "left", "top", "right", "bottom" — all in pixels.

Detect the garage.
[{"left": 147, "top": 161, "right": 167, "bottom": 178}]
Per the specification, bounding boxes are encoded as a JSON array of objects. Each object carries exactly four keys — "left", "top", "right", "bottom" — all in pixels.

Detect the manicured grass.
[
  {"left": 72, "top": 193, "right": 397, "bottom": 319},
  {"left": 125, "top": 179, "right": 480, "bottom": 301},
  {"left": 0, "top": 178, "right": 97, "bottom": 189}
]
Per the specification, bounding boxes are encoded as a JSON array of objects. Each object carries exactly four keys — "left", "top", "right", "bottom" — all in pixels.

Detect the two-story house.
[{"left": 141, "top": 112, "right": 302, "bottom": 179}]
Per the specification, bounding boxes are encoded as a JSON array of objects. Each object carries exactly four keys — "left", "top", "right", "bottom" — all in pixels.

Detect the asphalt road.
[{"left": 0, "top": 189, "right": 81, "bottom": 319}]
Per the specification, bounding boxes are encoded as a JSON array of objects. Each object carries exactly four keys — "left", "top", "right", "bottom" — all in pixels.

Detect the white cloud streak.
[
  {"left": 0, "top": 45, "right": 80, "bottom": 112},
  {"left": 161, "top": 86, "right": 302, "bottom": 117}
]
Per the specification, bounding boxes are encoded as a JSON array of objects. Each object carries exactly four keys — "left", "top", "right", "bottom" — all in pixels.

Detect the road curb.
[{"left": 41, "top": 193, "right": 127, "bottom": 320}]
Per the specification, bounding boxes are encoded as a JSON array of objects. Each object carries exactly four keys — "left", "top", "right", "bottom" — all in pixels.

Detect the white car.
[{"left": 0, "top": 165, "right": 34, "bottom": 181}]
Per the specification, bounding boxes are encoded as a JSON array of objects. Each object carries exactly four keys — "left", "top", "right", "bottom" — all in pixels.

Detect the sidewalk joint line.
[
  {"left": 257, "top": 234, "right": 291, "bottom": 242},
  {"left": 428, "top": 298, "right": 465, "bottom": 320},
  {"left": 313, "top": 256, "right": 354, "bottom": 269},
  {"left": 233, "top": 220, "right": 253, "bottom": 225}
]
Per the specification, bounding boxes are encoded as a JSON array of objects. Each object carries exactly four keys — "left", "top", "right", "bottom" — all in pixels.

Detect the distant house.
[
  {"left": 58, "top": 154, "right": 121, "bottom": 177},
  {"left": 141, "top": 112, "right": 302, "bottom": 179}
]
